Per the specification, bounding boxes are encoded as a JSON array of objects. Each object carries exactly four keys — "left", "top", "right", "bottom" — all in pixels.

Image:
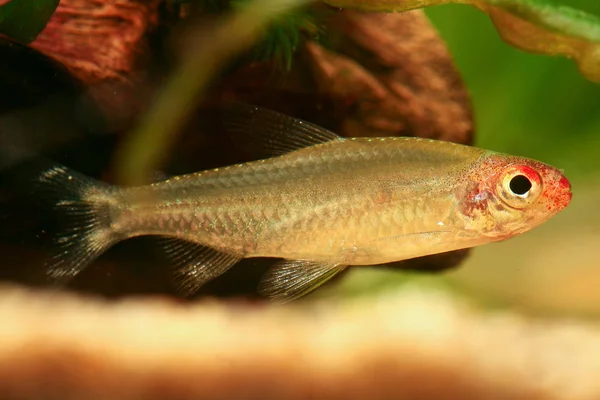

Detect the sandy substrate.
[{"left": 1, "top": 284, "right": 599, "bottom": 400}]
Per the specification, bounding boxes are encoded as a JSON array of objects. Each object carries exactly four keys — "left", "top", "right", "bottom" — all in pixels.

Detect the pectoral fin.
[
  {"left": 160, "top": 238, "right": 241, "bottom": 296},
  {"left": 258, "top": 259, "right": 347, "bottom": 303}
]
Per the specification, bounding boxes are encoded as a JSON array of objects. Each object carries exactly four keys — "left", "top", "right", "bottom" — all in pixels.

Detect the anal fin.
[
  {"left": 161, "top": 238, "right": 241, "bottom": 296},
  {"left": 258, "top": 259, "right": 347, "bottom": 303}
]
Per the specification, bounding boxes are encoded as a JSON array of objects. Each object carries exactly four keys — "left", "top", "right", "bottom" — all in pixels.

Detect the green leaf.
[
  {"left": 320, "top": 0, "right": 600, "bottom": 84},
  {"left": 0, "top": 0, "right": 60, "bottom": 43}
]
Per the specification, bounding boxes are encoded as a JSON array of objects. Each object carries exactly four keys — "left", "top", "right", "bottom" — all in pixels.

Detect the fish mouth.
[{"left": 555, "top": 175, "right": 572, "bottom": 210}]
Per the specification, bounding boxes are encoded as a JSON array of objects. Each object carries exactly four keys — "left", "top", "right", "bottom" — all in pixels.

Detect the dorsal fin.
[{"left": 222, "top": 103, "right": 343, "bottom": 157}]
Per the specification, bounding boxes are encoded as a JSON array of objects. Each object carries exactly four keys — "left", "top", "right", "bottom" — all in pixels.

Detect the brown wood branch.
[
  {"left": 29, "top": 0, "right": 163, "bottom": 129},
  {"left": 306, "top": 10, "right": 474, "bottom": 144}
]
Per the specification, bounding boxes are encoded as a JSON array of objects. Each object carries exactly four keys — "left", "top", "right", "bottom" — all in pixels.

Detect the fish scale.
[{"left": 111, "top": 138, "right": 537, "bottom": 265}]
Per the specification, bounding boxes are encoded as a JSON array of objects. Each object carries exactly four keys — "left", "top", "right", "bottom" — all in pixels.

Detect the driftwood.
[{"left": 29, "top": 0, "right": 164, "bottom": 130}]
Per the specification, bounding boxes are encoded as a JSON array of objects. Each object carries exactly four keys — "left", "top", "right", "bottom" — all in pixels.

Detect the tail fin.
[{"left": 34, "top": 164, "right": 122, "bottom": 284}]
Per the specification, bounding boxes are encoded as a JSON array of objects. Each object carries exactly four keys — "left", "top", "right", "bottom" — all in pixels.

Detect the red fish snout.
[
  {"left": 541, "top": 168, "right": 572, "bottom": 212},
  {"left": 557, "top": 175, "right": 572, "bottom": 206}
]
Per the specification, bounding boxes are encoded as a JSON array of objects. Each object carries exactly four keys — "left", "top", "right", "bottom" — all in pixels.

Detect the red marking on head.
[
  {"left": 526, "top": 162, "right": 572, "bottom": 212},
  {"left": 456, "top": 156, "right": 503, "bottom": 218},
  {"left": 460, "top": 186, "right": 490, "bottom": 217},
  {"left": 558, "top": 176, "right": 572, "bottom": 195},
  {"left": 458, "top": 154, "right": 572, "bottom": 221},
  {"left": 512, "top": 165, "right": 542, "bottom": 185}
]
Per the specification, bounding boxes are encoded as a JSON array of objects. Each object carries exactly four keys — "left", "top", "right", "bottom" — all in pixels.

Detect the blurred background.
[
  {"left": 1, "top": 0, "right": 598, "bottom": 317},
  {"left": 323, "top": 2, "right": 600, "bottom": 318}
]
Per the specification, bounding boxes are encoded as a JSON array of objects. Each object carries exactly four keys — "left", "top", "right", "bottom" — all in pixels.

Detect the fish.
[{"left": 32, "top": 104, "right": 572, "bottom": 302}]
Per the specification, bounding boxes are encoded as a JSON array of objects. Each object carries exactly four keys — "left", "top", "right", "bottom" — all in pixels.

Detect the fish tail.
[{"left": 35, "top": 164, "right": 123, "bottom": 283}]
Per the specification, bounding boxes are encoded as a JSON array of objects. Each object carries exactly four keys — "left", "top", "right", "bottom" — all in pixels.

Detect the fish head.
[{"left": 458, "top": 153, "right": 572, "bottom": 240}]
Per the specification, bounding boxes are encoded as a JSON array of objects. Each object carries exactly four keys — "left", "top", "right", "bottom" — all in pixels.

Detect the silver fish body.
[
  {"left": 114, "top": 137, "right": 486, "bottom": 265},
  {"left": 36, "top": 105, "right": 572, "bottom": 301}
]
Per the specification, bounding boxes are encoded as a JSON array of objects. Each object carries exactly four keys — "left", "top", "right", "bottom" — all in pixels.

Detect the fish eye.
[
  {"left": 497, "top": 166, "right": 542, "bottom": 209},
  {"left": 508, "top": 174, "right": 532, "bottom": 196}
]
